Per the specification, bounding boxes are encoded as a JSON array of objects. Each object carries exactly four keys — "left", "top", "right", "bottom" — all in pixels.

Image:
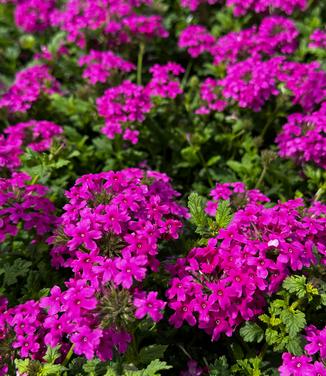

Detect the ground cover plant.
[{"left": 0, "top": 0, "right": 325, "bottom": 375}]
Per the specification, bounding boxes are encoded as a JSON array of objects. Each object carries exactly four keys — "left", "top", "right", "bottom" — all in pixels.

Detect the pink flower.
[
  {"left": 134, "top": 291, "right": 166, "bottom": 321},
  {"left": 71, "top": 326, "right": 102, "bottom": 360}
]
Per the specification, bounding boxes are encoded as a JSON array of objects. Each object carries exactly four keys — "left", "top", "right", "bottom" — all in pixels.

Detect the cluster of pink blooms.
[
  {"left": 197, "top": 58, "right": 325, "bottom": 113},
  {"left": 14, "top": 0, "right": 56, "bottom": 32},
  {"left": 0, "top": 65, "right": 60, "bottom": 113},
  {"left": 181, "top": 0, "right": 307, "bottom": 16},
  {"left": 276, "top": 109, "right": 326, "bottom": 169},
  {"left": 0, "top": 279, "right": 132, "bottom": 361},
  {"left": 0, "top": 168, "right": 185, "bottom": 361},
  {"left": 50, "top": 168, "right": 187, "bottom": 273},
  {"left": 211, "top": 16, "right": 298, "bottom": 65},
  {"left": 278, "top": 61, "right": 326, "bottom": 113},
  {"left": 309, "top": 29, "right": 326, "bottom": 49},
  {"left": 178, "top": 25, "right": 215, "bottom": 58},
  {"left": 147, "top": 62, "right": 185, "bottom": 99},
  {"left": 277, "top": 315, "right": 326, "bottom": 374},
  {"left": 96, "top": 81, "right": 152, "bottom": 144},
  {"left": 78, "top": 50, "right": 135, "bottom": 85},
  {"left": 51, "top": 0, "right": 166, "bottom": 48},
  {"left": 279, "top": 353, "right": 326, "bottom": 375},
  {"left": 205, "top": 181, "right": 270, "bottom": 216},
  {"left": 167, "top": 191, "right": 325, "bottom": 341},
  {"left": 219, "top": 57, "right": 283, "bottom": 111},
  {"left": 97, "top": 63, "right": 184, "bottom": 143},
  {"left": 0, "top": 173, "right": 56, "bottom": 243},
  {"left": 0, "top": 120, "right": 63, "bottom": 172},
  {"left": 195, "top": 78, "right": 227, "bottom": 114}
]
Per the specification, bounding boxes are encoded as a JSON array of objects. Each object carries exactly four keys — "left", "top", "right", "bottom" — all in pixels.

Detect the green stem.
[
  {"left": 137, "top": 42, "right": 145, "bottom": 86},
  {"left": 31, "top": 175, "right": 40, "bottom": 185},
  {"left": 62, "top": 344, "right": 75, "bottom": 367},
  {"left": 181, "top": 61, "right": 193, "bottom": 89},
  {"left": 255, "top": 165, "right": 267, "bottom": 189}
]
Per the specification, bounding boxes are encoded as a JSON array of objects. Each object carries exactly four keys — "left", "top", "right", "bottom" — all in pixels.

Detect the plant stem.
[
  {"left": 255, "top": 165, "right": 267, "bottom": 189},
  {"left": 137, "top": 42, "right": 145, "bottom": 86},
  {"left": 62, "top": 343, "right": 75, "bottom": 367}
]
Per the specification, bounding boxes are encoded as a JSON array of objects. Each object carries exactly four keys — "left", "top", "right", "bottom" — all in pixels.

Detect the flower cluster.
[
  {"left": 96, "top": 81, "right": 152, "bottom": 144},
  {"left": 51, "top": 0, "right": 166, "bottom": 48},
  {"left": 211, "top": 16, "right": 298, "bottom": 65},
  {"left": 305, "top": 325, "right": 326, "bottom": 359},
  {"left": 167, "top": 195, "right": 325, "bottom": 340},
  {"left": 0, "top": 65, "right": 60, "bottom": 113},
  {"left": 0, "top": 280, "right": 132, "bottom": 360},
  {"left": 0, "top": 120, "right": 63, "bottom": 172},
  {"left": 279, "top": 353, "right": 326, "bottom": 375},
  {"left": 50, "top": 168, "right": 187, "bottom": 279},
  {"left": 0, "top": 173, "right": 56, "bottom": 243},
  {"left": 219, "top": 57, "right": 283, "bottom": 111},
  {"left": 309, "top": 29, "right": 326, "bottom": 49},
  {"left": 78, "top": 50, "right": 135, "bottom": 85},
  {"left": 14, "top": 0, "right": 56, "bottom": 32},
  {"left": 195, "top": 78, "right": 227, "bottom": 114},
  {"left": 205, "top": 181, "right": 270, "bottom": 216},
  {"left": 278, "top": 61, "right": 326, "bottom": 112},
  {"left": 180, "top": 0, "right": 307, "bottom": 15},
  {"left": 178, "top": 25, "right": 215, "bottom": 58},
  {"left": 226, "top": 0, "right": 307, "bottom": 16},
  {"left": 147, "top": 62, "right": 185, "bottom": 99},
  {"left": 276, "top": 110, "right": 326, "bottom": 169}
]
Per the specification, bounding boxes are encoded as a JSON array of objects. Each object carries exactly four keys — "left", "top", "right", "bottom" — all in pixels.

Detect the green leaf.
[
  {"left": 286, "top": 336, "right": 304, "bottom": 355},
  {"left": 280, "top": 309, "right": 306, "bottom": 337},
  {"left": 15, "top": 359, "right": 31, "bottom": 373},
  {"left": 265, "top": 328, "right": 279, "bottom": 345},
  {"left": 41, "top": 363, "right": 66, "bottom": 375},
  {"left": 215, "top": 200, "right": 233, "bottom": 229},
  {"left": 141, "top": 360, "right": 172, "bottom": 376},
  {"left": 138, "top": 345, "right": 168, "bottom": 365},
  {"left": 283, "top": 276, "right": 307, "bottom": 298},
  {"left": 209, "top": 356, "right": 229, "bottom": 375},
  {"left": 2, "top": 258, "right": 32, "bottom": 286},
  {"left": 43, "top": 345, "right": 61, "bottom": 364},
  {"left": 240, "top": 322, "right": 264, "bottom": 343},
  {"left": 188, "top": 192, "right": 208, "bottom": 235}
]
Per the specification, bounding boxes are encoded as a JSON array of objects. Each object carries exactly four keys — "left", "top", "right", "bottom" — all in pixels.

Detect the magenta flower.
[
  {"left": 114, "top": 254, "right": 147, "bottom": 288},
  {"left": 71, "top": 326, "right": 102, "bottom": 360},
  {"left": 134, "top": 291, "right": 166, "bottom": 322}
]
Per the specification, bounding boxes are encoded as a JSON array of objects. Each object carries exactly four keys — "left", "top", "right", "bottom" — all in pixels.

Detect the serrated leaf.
[
  {"left": 240, "top": 322, "right": 264, "bottom": 343},
  {"left": 188, "top": 192, "right": 208, "bottom": 235},
  {"left": 140, "top": 360, "right": 172, "bottom": 376},
  {"left": 280, "top": 309, "right": 306, "bottom": 337},
  {"left": 43, "top": 345, "right": 61, "bottom": 364},
  {"left": 283, "top": 276, "right": 307, "bottom": 298},
  {"left": 209, "top": 356, "right": 229, "bottom": 375},
  {"left": 3, "top": 258, "right": 32, "bottom": 286},
  {"left": 215, "top": 200, "right": 233, "bottom": 229},
  {"left": 41, "top": 363, "right": 67, "bottom": 375},
  {"left": 138, "top": 345, "right": 168, "bottom": 364},
  {"left": 286, "top": 336, "right": 303, "bottom": 355},
  {"left": 265, "top": 328, "right": 279, "bottom": 345}
]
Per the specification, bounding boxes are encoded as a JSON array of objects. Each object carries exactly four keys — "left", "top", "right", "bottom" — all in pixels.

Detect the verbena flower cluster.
[
  {"left": 78, "top": 50, "right": 135, "bottom": 85},
  {"left": 50, "top": 168, "right": 187, "bottom": 273},
  {"left": 0, "top": 173, "right": 56, "bottom": 243},
  {"left": 0, "top": 65, "right": 60, "bottom": 113},
  {"left": 0, "top": 168, "right": 185, "bottom": 361},
  {"left": 97, "top": 63, "right": 184, "bottom": 143},
  {"left": 181, "top": 0, "right": 307, "bottom": 15},
  {"left": 167, "top": 191, "right": 325, "bottom": 340},
  {"left": 14, "top": 0, "right": 56, "bottom": 32},
  {"left": 276, "top": 108, "right": 326, "bottom": 169},
  {"left": 0, "top": 120, "right": 63, "bottom": 172},
  {"left": 51, "top": 0, "right": 166, "bottom": 48}
]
